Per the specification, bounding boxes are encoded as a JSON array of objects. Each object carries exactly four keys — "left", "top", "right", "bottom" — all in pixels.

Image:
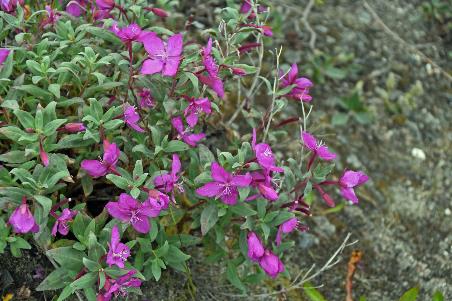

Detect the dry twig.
[
  {"left": 345, "top": 250, "right": 363, "bottom": 301},
  {"left": 363, "top": 1, "right": 452, "bottom": 83}
]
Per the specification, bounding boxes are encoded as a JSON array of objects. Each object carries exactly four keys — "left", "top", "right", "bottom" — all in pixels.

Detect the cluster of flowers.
[{"left": 0, "top": 0, "right": 369, "bottom": 296}]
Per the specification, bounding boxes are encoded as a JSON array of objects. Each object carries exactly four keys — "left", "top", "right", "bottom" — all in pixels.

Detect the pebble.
[
  {"left": 411, "top": 147, "right": 426, "bottom": 160},
  {"left": 445, "top": 208, "right": 451, "bottom": 216}
]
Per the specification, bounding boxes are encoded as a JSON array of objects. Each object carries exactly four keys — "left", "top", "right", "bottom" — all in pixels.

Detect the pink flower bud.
[
  {"left": 64, "top": 122, "right": 86, "bottom": 133},
  {"left": 231, "top": 67, "right": 246, "bottom": 76},
  {"left": 149, "top": 7, "right": 168, "bottom": 18},
  {"left": 39, "top": 141, "right": 49, "bottom": 167}
]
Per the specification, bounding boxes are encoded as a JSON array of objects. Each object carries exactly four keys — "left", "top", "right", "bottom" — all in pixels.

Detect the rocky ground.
[{"left": 2, "top": 0, "right": 450, "bottom": 300}]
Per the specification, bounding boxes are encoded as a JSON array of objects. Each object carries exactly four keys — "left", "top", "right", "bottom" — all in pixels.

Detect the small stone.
[
  {"left": 411, "top": 148, "right": 426, "bottom": 160},
  {"left": 445, "top": 208, "right": 451, "bottom": 216},
  {"left": 297, "top": 233, "right": 319, "bottom": 249}
]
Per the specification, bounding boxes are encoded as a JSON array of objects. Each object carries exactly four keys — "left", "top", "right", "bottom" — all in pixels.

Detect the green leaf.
[
  {"left": 0, "top": 150, "right": 31, "bottom": 164},
  {"left": 106, "top": 174, "right": 130, "bottom": 190},
  {"left": 15, "top": 85, "right": 53, "bottom": 99},
  {"left": 200, "top": 204, "right": 219, "bottom": 236},
  {"left": 164, "top": 140, "right": 189, "bottom": 153},
  {"left": 13, "top": 110, "right": 35, "bottom": 129},
  {"left": 82, "top": 82, "right": 123, "bottom": 98},
  {"left": 226, "top": 261, "right": 247, "bottom": 293},
  {"left": 34, "top": 195, "right": 53, "bottom": 216},
  {"left": 432, "top": 291, "right": 444, "bottom": 301},
  {"left": 46, "top": 247, "right": 85, "bottom": 271},
  {"left": 56, "top": 285, "right": 75, "bottom": 301},
  {"left": 83, "top": 257, "right": 101, "bottom": 272},
  {"left": 399, "top": 287, "right": 419, "bottom": 301},
  {"left": 48, "top": 83, "right": 61, "bottom": 99},
  {"left": 163, "top": 245, "right": 191, "bottom": 264},
  {"left": 36, "top": 268, "right": 70, "bottom": 291},
  {"left": 303, "top": 282, "right": 327, "bottom": 301},
  {"left": 70, "top": 272, "right": 97, "bottom": 290},
  {"left": 43, "top": 119, "right": 67, "bottom": 136},
  {"left": 151, "top": 260, "right": 162, "bottom": 281},
  {"left": 230, "top": 204, "right": 257, "bottom": 217}
]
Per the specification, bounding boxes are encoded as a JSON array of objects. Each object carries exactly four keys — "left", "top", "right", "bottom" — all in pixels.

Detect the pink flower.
[
  {"left": 0, "top": 49, "right": 10, "bottom": 65},
  {"left": 247, "top": 171, "right": 279, "bottom": 202},
  {"left": 138, "top": 88, "right": 155, "bottom": 109},
  {"left": 100, "top": 270, "right": 141, "bottom": 301},
  {"left": 183, "top": 97, "right": 212, "bottom": 128},
  {"left": 106, "top": 225, "right": 130, "bottom": 268},
  {"left": 123, "top": 105, "right": 145, "bottom": 133},
  {"left": 66, "top": 0, "right": 86, "bottom": 17},
  {"left": 0, "top": 0, "right": 22, "bottom": 13},
  {"left": 196, "top": 162, "right": 252, "bottom": 205},
  {"left": 301, "top": 131, "right": 337, "bottom": 161},
  {"left": 8, "top": 201, "right": 39, "bottom": 234},
  {"left": 240, "top": 0, "right": 267, "bottom": 18},
  {"left": 145, "top": 190, "right": 170, "bottom": 217},
  {"left": 63, "top": 122, "right": 86, "bottom": 133},
  {"left": 247, "top": 232, "right": 265, "bottom": 262},
  {"left": 242, "top": 24, "right": 273, "bottom": 37},
  {"left": 51, "top": 208, "right": 77, "bottom": 236},
  {"left": 141, "top": 32, "right": 183, "bottom": 77},
  {"left": 339, "top": 170, "right": 369, "bottom": 204},
  {"left": 96, "top": 0, "right": 115, "bottom": 10},
  {"left": 259, "top": 250, "right": 284, "bottom": 278},
  {"left": 111, "top": 23, "right": 144, "bottom": 44},
  {"left": 252, "top": 129, "right": 284, "bottom": 173},
  {"left": 280, "top": 64, "right": 313, "bottom": 102},
  {"left": 171, "top": 116, "right": 205, "bottom": 147},
  {"left": 154, "top": 154, "right": 182, "bottom": 193},
  {"left": 105, "top": 193, "right": 155, "bottom": 233},
  {"left": 41, "top": 5, "right": 60, "bottom": 28},
  {"left": 81, "top": 140, "right": 120, "bottom": 178},
  {"left": 275, "top": 217, "right": 298, "bottom": 245},
  {"left": 198, "top": 38, "right": 224, "bottom": 98}
]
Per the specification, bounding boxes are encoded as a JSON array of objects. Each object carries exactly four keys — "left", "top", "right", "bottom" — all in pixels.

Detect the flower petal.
[
  {"left": 340, "top": 187, "right": 358, "bottom": 204},
  {"left": 231, "top": 173, "right": 252, "bottom": 187},
  {"left": 301, "top": 131, "right": 317, "bottom": 150},
  {"left": 141, "top": 58, "right": 164, "bottom": 75},
  {"left": 132, "top": 218, "right": 150, "bottom": 233},
  {"left": 81, "top": 160, "right": 108, "bottom": 177},
  {"left": 196, "top": 182, "right": 222, "bottom": 197},
  {"left": 211, "top": 162, "right": 230, "bottom": 183},
  {"left": 316, "top": 145, "right": 336, "bottom": 161}
]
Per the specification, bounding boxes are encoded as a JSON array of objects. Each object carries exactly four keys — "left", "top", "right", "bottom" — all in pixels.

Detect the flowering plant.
[{"left": 0, "top": 0, "right": 368, "bottom": 299}]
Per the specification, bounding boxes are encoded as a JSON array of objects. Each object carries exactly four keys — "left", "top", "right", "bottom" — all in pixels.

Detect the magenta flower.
[
  {"left": 154, "top": 154, "right": 181, "bottom": 193},
  {"left": 301, "top": 131, "right": 337, "bottom": 161},
  {"left": 123, "top": 105, "right": 145, "bottom": 133},
  {"left": 240, "top": 0, "right": 267, "bottom": 18},
  {"left": 111, "top": 23, "right": 144, "bottom": 44},
  {"left": 100, "top": 270, "right": 142, "bottom": 301},
  {"left": 247, "top": 232, "right": 264, "bottom": 262},
  {"left": 66, "top": 0, "right": 86, "bottom": 17},
  {"left": 51, "top": 208, "right": 77, "bottom": 236},
  {"left": 0, "top": 49, "right": 10, "bottom": 65},
  {"left": 63, "top": 122, "right": 86, "bottom": 133},
  {"left": 258, "top": 250, "right": 285, "bottom": 278},
  {"left": 96, "top": 0, "right": 115, "bottom": 10},
  {"left": 41, "top": 5, "right": 59, "bottom": 29},
  {"left": 138, "top": 88, "right": 155, "bottom": 109},
  {"left": 106, "top": 225, "right": 130, "bottom": 268},
  {"left": 247, "top": 171, "right": 279, "bottom": 202},
  {"left": 198, "top": 38, "right": 224, "bottom": 98},
  {"left": 280, "top": 64, "right": 313, "bottom": 102},
  {"left": 105, "top": 193, "right": 154, "bottom": 233},
  {"left": 183, "top": 97, "right": 212, "bottom": 128},
  {"left": 242, "top": 24, "right": 273, "bottom": 37},
  {"left": 8, "top": 201, "right": 39, "bottom": 234},
  {"left": 252, "top": 129, "right": 284, "bottom": 173},
  {"left": 196, "top": 162, "right": 252, "bottom": 205},
  {"left": 141, "top": 32, "right": 183, "bottom": 77},
  {"left": 145, "top": 191, "right": 170, "bottom": 217},
  {"left": 275, "top": 217, "right": 298, "bottom": 246},
  {"left": 171, "top": 116, "right": 205, "bottom": 147},
  {"left": 339, "top": 170, "right": 369, "bottom": 204},
  {"left": 81, "top": 140, "right": 120, "bottom": 178},
  {"left": 0, "top": 0, "right": 22, "bottom": 13}
]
